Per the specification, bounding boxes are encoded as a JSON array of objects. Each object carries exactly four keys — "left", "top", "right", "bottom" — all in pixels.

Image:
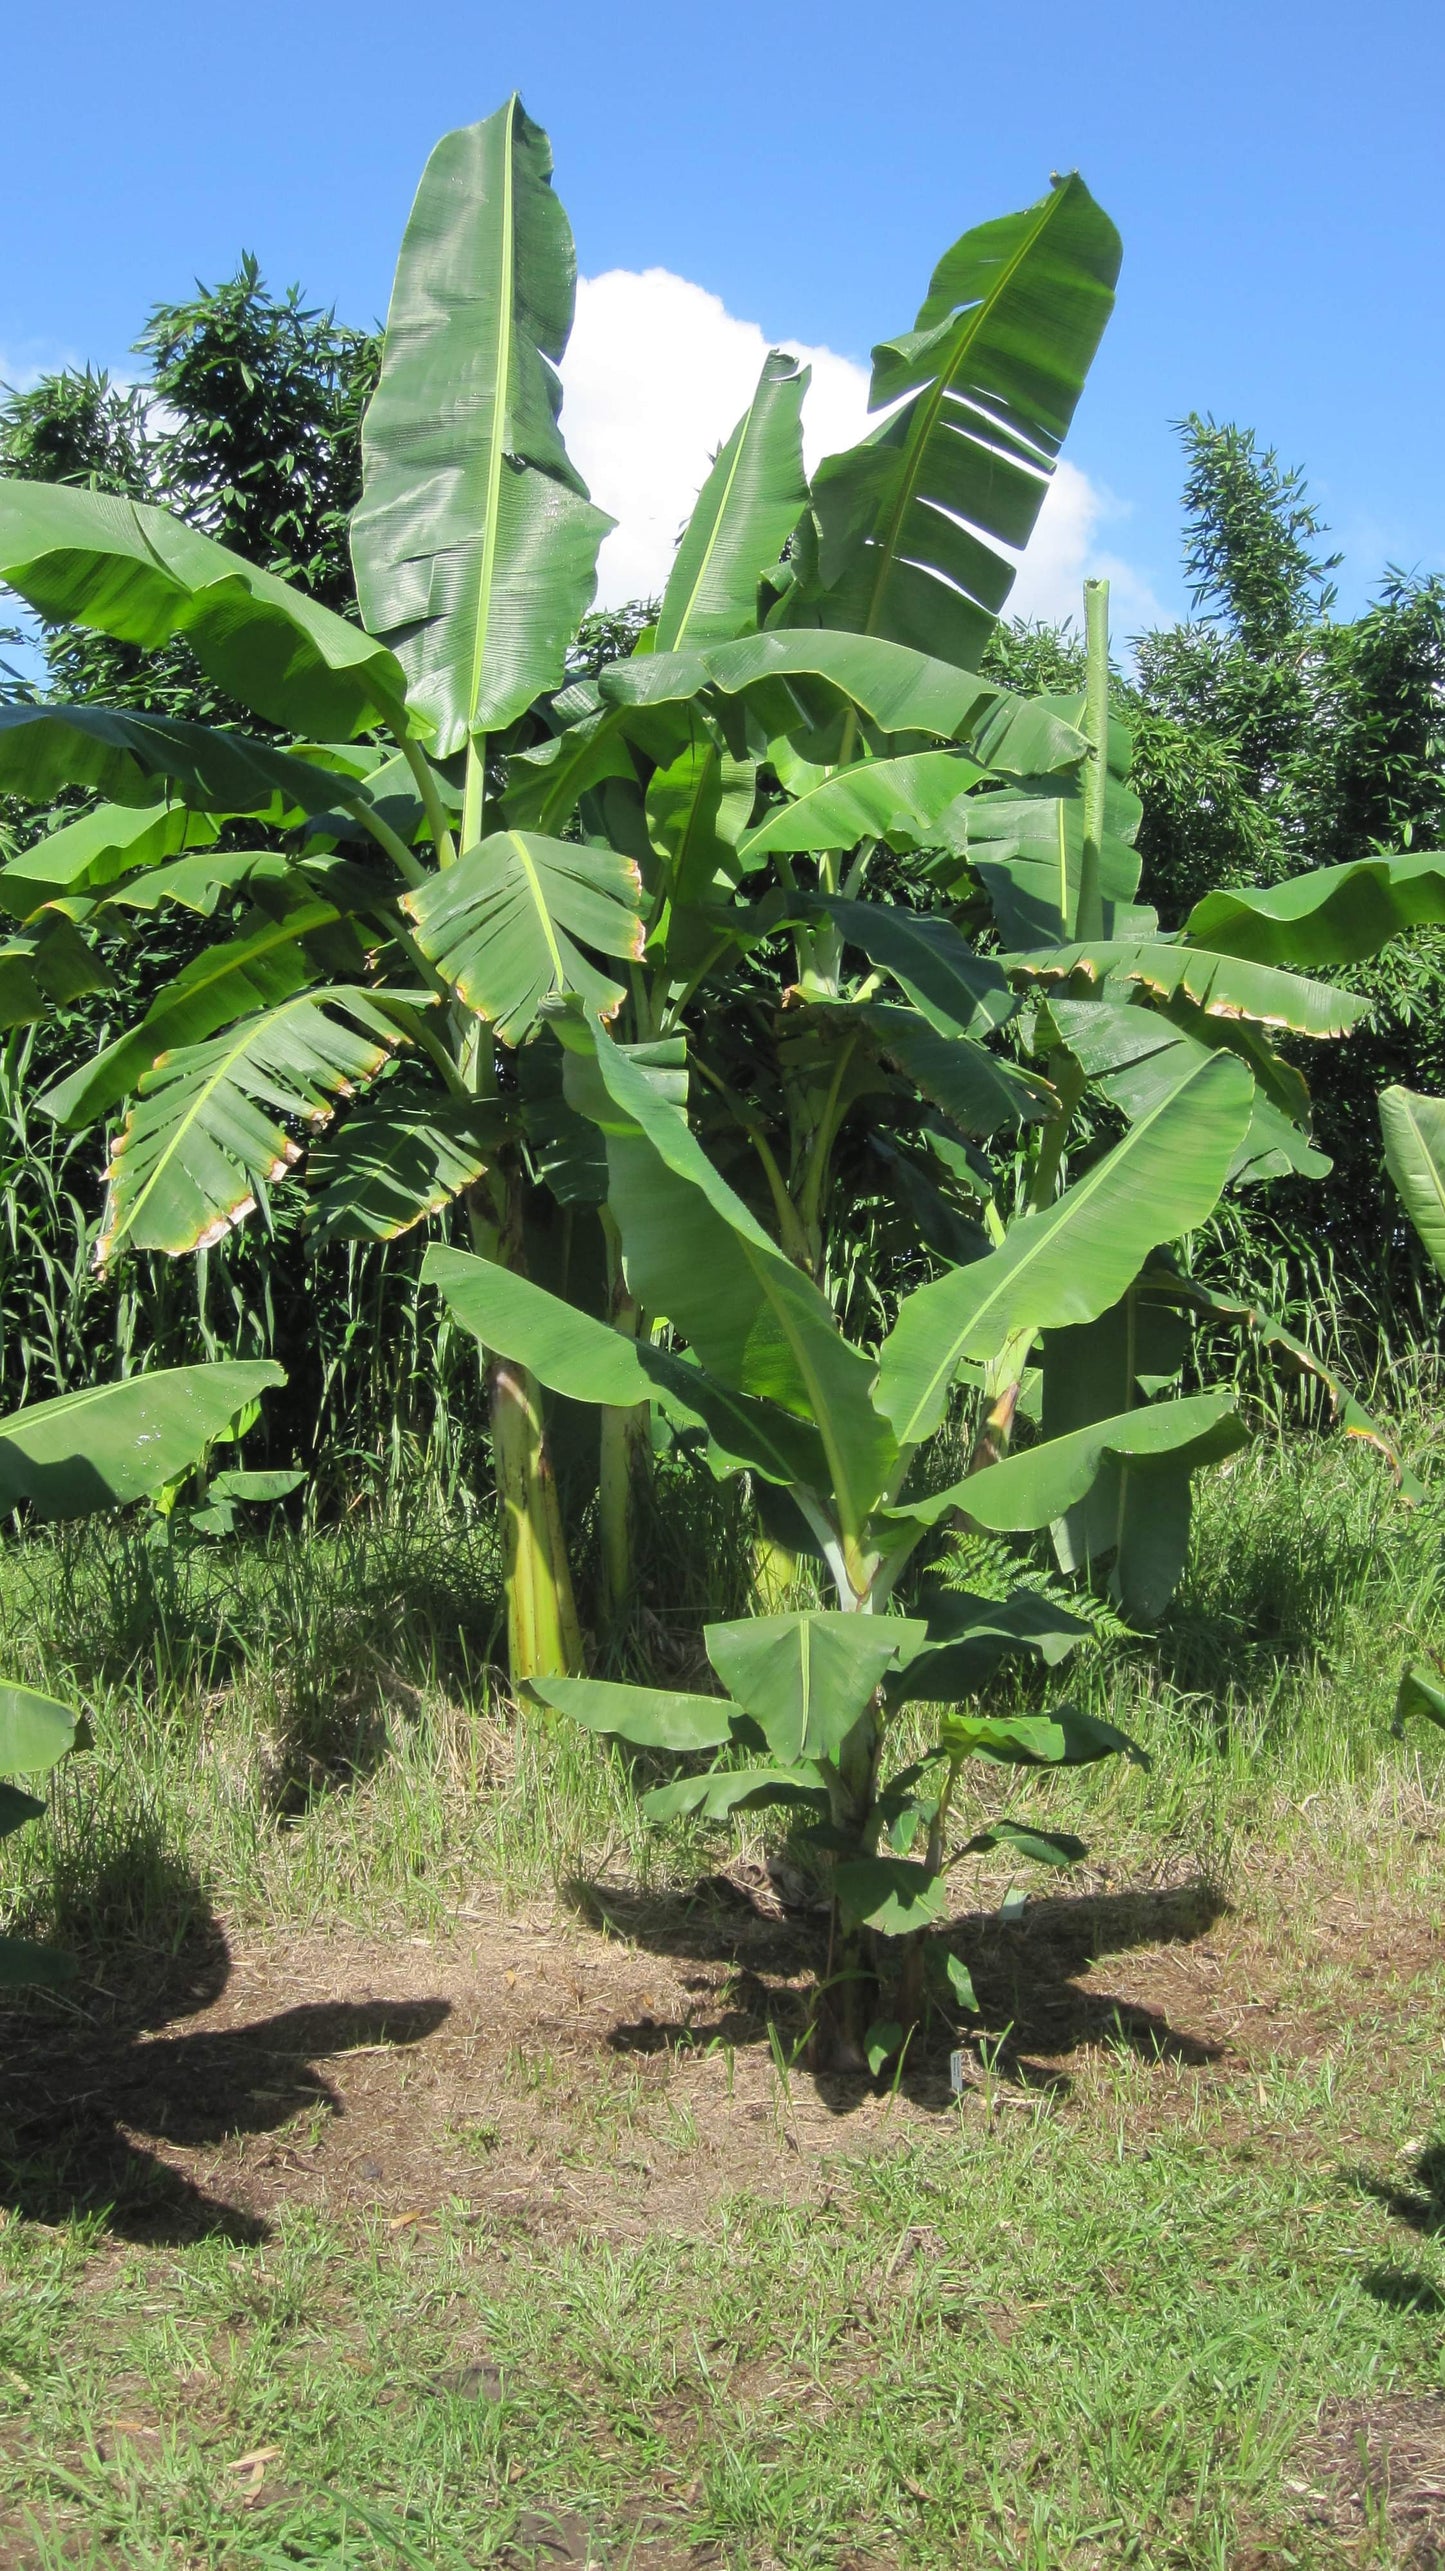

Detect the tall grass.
[{"left": 1, "top": 1384, "right": 1442, "bottom": 1975}]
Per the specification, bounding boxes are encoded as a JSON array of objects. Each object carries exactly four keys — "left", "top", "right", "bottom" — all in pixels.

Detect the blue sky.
[{"left": 3, "top": 0, "right": 1441, "bottom": 634}]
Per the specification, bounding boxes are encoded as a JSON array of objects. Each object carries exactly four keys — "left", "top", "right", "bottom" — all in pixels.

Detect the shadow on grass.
[
  {"left": 1, "top": 1823, "right": 448, "bottom": 2245},
  {"left": 567, "top": 1870, "right": 1228, "bottom": 2112}
]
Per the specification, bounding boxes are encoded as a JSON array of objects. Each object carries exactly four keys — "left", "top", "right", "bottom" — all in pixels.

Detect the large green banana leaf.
[
  {"left": 654, "top": 351, "right": 808, "bottom": 652},
  {"left": 818, "top": 897, "right": 1017, "bottom": 1036},
  {"left": 875, "top": 1050, "right": 1253, "bottom": 1444},
  {"left": 352, "top": 98, "right": 612, "bottom": 754},
  {"left": 1039, "top": 991, "right": 1329, "bottom": 1185},
  {"left": 1185, "top": 852, "right": 1445, "bottom": 970},
  {"left": 0, "top": 800, "right": 222, "bottom": 919},
  {"left": 404, "top": 831, "right": 645, "bottom": 1042},
  {"left": 0, "top": 704, "right": 352, "bottom": 819},
  {"left": 98, "top": 992, "right": 406, "bottom": 1263},
  {"left": 528, "top": 1676, "right": 736, "bottom": 1750},
  {"left": 0, "top": 917, "right": 108, "bottom": 1028},
  {"left": 0, "top": 482, "right": 410, "bottom": 740},
  {"left": 1380, "top": 1085, "right": 1445, "bottom": 1283},
  {"left": 702, "top": 1609, "right": 924, "bottom": 1765},
  {"left": 560, "top": 1023, "right": 896, "bottom": 1555},
  {"left": 896, "top": 1390, "right": 1245, "bottom": 1533},
  {"left": 38, "top": 891, "right": 362, "bottom": 1129},
  {"left": 738, "top": 748, "right": 984, "bottom": 860},
  {"left": 795, "top": 176, "right": 1120, "bottom": 670},
  {"left": 1014, "top": 937, "right": 1369, "bottom": 1040},
  {"left": 0, "top": 1359, "right": 284, "bottom": 1516},
  {"left": 644, "top": 732, "right": 757, "bottom": 909},
  {"left": 599, "top": 631, "right": 1087, "bottom": 775},
  {"left": 1040, "top": 1298, "right": 1202, "bottom": 1621},
  {"left": 307, "top": 1093, "right": 494, "bottom": 1243},
  {"left": 963, "top": 765, "right": 1147, "bottom": 949},
  {"left": 422, "top": 1243, "right": 828, "bottom": 1489}
]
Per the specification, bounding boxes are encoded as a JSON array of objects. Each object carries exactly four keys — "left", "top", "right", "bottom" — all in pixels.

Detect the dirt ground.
[{"left": 1, "top": 1850, "right": 1431, "bottom": 2249}]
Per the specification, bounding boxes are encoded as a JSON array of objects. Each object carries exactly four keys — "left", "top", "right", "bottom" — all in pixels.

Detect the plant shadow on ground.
[
  {"left": 0, "top": 1821, "right": 449, "bottom": 2246},
  {"left": 566, "top": 1866, "right": 1228, "bottom": 2111}
]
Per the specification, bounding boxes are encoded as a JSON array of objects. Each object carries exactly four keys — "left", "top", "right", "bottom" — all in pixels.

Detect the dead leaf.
[
  {"left": 386, "top": 2209, "right": 428, "bottom": 2233},
  {"left": 228, "top": 2445, "right": 283, "bottom": 2473}
]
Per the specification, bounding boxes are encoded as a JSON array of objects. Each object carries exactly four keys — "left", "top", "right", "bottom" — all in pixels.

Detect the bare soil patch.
[{"left": 1, "top": 1852, "right": 1439, "bottom": 2247}]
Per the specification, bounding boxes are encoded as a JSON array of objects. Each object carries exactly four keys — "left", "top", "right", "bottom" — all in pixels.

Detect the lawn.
[{"left": 4, "top": 1417, "right": 1445, "bottom": 2569}]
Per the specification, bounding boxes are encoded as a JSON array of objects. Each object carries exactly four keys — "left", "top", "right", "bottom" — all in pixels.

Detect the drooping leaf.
[
  {"left": 0, "top": 799, "right": 222, "bottom": 919},
  {"left": 307, "top": 1092, "right": 494, "bottom": 1242},
  {"left": 834, "top": 1856, "right": 949, "bottom": 1936},
  {"left": 1041, "top": 1295, "right": 1203, "bottom": 1620},
  {"left": 599, "top": 631, "right": 1087, "bottom": 775},
  {"left": 1380, "top": 1086, "right": 1445, "bottom": 1284},
  {"left": 1015, "top": 937, "right": 1368, "bottom": 1041},
  {"left": 526, "top": 1675, "right": 736, "bottom": 1751},
  {"left": 875, "top": 1052, "right": 1254, "bottom": 1444},
  {"left": 702, "top": 1610, "right": 924, "bottom": 1765},
  {"left": 794, "top": 176, "right": 1120, "bottom": 669},
  {"left": 1397, "top": 1666, "right": 1445, "bottom": 1732},
  {"left": 654, "top": 351, "right": 808, "bottom": 652},
  {"left": 39, "top": 892, "right": 361, "bottom": 1130},
  {"left": 1184, "top": 851, "right": 1445, "bottom": 970},
  {"left": 962, "top": 1821, "right": 1087, "bottom": 1866},
  {"left": 98, "top": 990, "right": 406, "bottom": 1263},
  {"left": 561, "top": 1020, "right": 897, "bottom": 1552},
  {"left": 0, "top": 1684, "right": 79, "bottom": 1777},
  {"left": 738, "top": 749, "right": 985, "bottom": 861},
  {"left": 352, "top": 98, "right": 612, "bottom": 751},
  {"left": 818, "top": 898, "right": 1017, "bottom": 1037},
  {"left": 0, "top": 915, "right": 108, "bottom": 1028},
  {"left": 0, "top": 1935, "right": 77, "bottom": 1989},
  {"left": 888, "top": 1586, "right": 1093, "bottom": 1703},
  {"left": 0, "top": 704, "right": 355, "bottom": 821},
  {"left": 0, "top": 1781, "right": 48, "bottom": 1840},
  {"left": 901, "top": 1391, "right": 1246, "bottom": 1535},
  {"left": 0, "top": 1360, "right": 284, "bottom": 1519},
  {"left": 863, "top": 1004, "right": 1055, "bottom": 1135},
  {"left": 404, "top": 830, "right": 644, "bottom": 1043},
  {"left": 641, "top": 1765, "right": 828, "bottom": 1823},
  {"left": 0, "top": 481, "right": 411, "bottom": 739},
  {"left": 421, "top": 1243, "right": 828, "bottom": 1489}
]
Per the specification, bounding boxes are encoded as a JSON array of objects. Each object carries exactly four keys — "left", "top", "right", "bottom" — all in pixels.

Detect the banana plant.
[
  {"left": 1378, "top": 1083, "right": 1445, "bottom": 1738},
  {"left": 421, "top": 1009, "right": 1251, "bottom": 2062},
  {"left": 0, "top": 1358, "right": 283, "bottom": 1986},
  {"left": 0, "top": 103, "right": 1125, "bottom": 1675}
]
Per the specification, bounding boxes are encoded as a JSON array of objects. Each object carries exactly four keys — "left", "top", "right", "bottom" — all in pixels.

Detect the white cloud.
[
  {"left": 560, "top": 267, "right": 1163, "bottom": 639},
  {"left": 1004, "top": 457, "right": 1167, "bottom": 637},
  {"left": 560, "top": 267, "right": 872, "bottom": 606}
]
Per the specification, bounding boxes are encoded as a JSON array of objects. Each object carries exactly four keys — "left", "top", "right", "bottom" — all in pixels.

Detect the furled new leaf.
[{"left": 526, "top": 1675, "right": 735, "bottom": 1750}]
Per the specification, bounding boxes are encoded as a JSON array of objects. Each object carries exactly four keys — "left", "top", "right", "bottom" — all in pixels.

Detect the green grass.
[{"left": 5, "top": 1413, "right": 1445, "bottom": 2564}]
